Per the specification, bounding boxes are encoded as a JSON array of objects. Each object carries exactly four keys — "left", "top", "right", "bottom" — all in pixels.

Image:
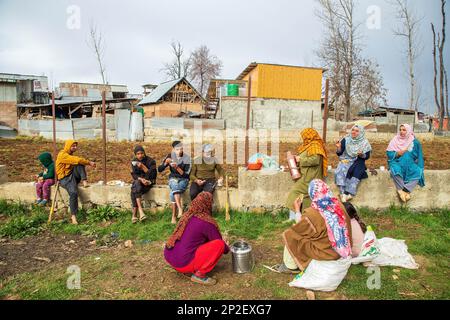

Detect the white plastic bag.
[
  {"left": 288, "top": 258, "right": 352, "bottom": 292},
  {"left": 351, "top": 226, "right": 381, "bottom": 264},
  {"left": 363, "top": 238, "right": 419, "bottom": 269}
]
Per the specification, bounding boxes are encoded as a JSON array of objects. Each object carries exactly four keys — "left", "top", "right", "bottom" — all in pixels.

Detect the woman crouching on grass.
[{"left": 164, "top": 192, "right": 229, "bottom": 286}]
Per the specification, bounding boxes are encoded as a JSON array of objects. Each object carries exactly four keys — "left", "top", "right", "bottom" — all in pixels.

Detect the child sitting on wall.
[{"left": 35, "top": 152, "right": 55, "bottom": 206}]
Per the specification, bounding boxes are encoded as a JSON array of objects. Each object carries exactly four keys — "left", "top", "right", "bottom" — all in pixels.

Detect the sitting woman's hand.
[
  {"left": 397, "top": 149, "right": 407, "bottom": 157},
  {"left": 335, "top": 140, "right": 342, "bottom": 150}
]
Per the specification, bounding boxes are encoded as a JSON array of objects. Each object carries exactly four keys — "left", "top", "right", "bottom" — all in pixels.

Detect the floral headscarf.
[
  {"left": 386, "top": 123, "right": 415, "bottom": 152},
  {"left": 344, "top": 124, "right": 372, "bottom": 158},
  {"left": 308, "top": 179, "right": 352, "bottom": 258},
  {"left": 298, "top": 128, "right": 328, "bottom": 176}
]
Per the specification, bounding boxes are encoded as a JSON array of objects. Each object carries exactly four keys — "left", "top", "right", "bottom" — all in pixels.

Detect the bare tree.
[
  {"left": 87, "top": 21, "right": 107, "bottom": 85},
  {"left": 431, "top": 0, "right": 447, "bottom": 130},
  {"left": 189, "top": 45, "right": 222, "bottom": 97},
  {"left": 162, "top": 41, "right": 191, "bottom": 80},
  {"left": 316, "top": 0, "right": 387, "bottom": 121},
  {"left": 391, "top": 0, "right": 423, "bottom": 111},
  {"left": 354, "top": 58, "right": 388, "bottom": 112}
]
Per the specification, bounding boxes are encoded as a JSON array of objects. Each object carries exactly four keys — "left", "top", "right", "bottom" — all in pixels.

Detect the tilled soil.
[{"left": 1, "top": 138, "right": 449, "bottom": 189}]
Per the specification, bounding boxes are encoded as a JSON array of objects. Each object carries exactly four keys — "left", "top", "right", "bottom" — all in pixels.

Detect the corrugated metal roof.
[{"left": 137, "top": 78, "right": 182, "bottom": 106}]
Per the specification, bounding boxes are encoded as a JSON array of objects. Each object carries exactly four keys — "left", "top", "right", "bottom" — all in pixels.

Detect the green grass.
[{"left": 0, "top": 200, "right": 449, "bottom": 300}]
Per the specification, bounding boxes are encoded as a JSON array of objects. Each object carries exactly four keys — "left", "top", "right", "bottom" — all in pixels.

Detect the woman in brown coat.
[{"left": 277, "top": 179, "right": 353, "bottom": 273}]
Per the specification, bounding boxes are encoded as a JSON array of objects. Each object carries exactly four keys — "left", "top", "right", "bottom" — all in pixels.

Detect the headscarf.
[
  {"left": 386, "top": 123, "right": 415, "bottom": 152},
  {"left": 308, "top": 179, "right": 352, "bottom": 258},
  {"left": 298, "top": 128, "right": 328, "bottom": 176},
  {"left": 165, "top": 192, "right": 219, "bottom": 249},
  {"left": 344, "top": 125, "right": 372, "bottom": 158}
]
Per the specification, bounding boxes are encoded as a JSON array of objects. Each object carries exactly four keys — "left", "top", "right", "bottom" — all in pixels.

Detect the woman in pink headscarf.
[{"left": 386, "top": 124, "right": 425, "bottom": 203}]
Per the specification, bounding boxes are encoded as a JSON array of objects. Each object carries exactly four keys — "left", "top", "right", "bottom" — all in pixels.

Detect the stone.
[{"left": 124, "top": 240, "right": 133, "bottom": 248}]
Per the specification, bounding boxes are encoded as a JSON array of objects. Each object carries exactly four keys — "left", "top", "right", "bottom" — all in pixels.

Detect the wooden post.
[
  {"left": 311, "top": 110, "right": 314, "bottom": 128},
  {"left": 51, "top": 91, "right": 57, "bottom": 175},
  {"left": 245, "top": 77, "right": 252, "bottom": 166},
  {"left": 322, "top": 79, "right": 330, "bottom": 142},
  {"left": 102, "top": 90, "right": 107, "bottom": 184}
]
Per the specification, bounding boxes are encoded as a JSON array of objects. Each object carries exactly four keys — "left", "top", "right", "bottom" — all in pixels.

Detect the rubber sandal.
[
  {"left": 264, "top": 263, "right": 300, "bottom": 274},
  {"left": 139, "top": 215, "right": 147, "bottom": 222},
  {"left": 191, "top": 274, "right": 217, "bottom": 286},
  {"left": 132, "top": 217, "right": 138, "bottom": 224}
]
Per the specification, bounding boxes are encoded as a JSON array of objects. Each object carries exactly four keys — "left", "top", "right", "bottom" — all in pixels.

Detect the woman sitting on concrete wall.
[
  {"left": 130, "top": 145, "right": 157, "bottom": 224},
  {"left": 164, "top": 192, "right": 229, "bottom": 286},
  {"left": 273, "top": 179, "right": 353, "bottom": 274},
  {"left": 386, "top": 124, "right": 425, "bottom": 203},
  {"left": 158, "top": 141, "right": 191, "bottom": 225},
  {"left": 285, "top": 128, "right": 328, "bottom": 222},
  {"left": 335, "top": 124, "right": 372, "bottom": 202}
]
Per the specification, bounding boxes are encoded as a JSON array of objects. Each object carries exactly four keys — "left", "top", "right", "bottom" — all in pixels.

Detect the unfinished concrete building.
[
  {"left": 0, "top": 73, "right": 49, "bottom": 129},
  {"left": 137, "top": 77, "right": 205, "bottom": 118},
  {"left": 207, "top": 62, "right": 325, "bottom": 130}
]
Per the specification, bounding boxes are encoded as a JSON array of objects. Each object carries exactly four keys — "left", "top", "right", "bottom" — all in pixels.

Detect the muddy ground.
[{"left": 1, "top": 137, "right": 449, "bottom": 188}]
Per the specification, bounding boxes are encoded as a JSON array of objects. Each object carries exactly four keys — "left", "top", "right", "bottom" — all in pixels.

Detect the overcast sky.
[{"left": 0, "top": 0, "right": 448, "bottom": 114}]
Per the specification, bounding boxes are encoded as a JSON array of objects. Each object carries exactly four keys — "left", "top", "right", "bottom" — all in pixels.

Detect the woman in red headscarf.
[{"left": 164, "top": 192, "right": 229, "bottom": 285}]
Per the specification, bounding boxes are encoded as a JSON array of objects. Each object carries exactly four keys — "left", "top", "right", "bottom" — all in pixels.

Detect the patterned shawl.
[
  {"left": 386, "top": 123, "right": 415, "bottom": 152},
  {"left": 165, "top": 192, "right": 219, "bottom": 249},
  {"left": 344, "top": 125, "right": 372, "bottom": 158},
  {"left": 298, "top": 128, "right": 328, "bottom": 176},
  {"left": 308, "top": 179, "right": 352, "bottom": 258}
]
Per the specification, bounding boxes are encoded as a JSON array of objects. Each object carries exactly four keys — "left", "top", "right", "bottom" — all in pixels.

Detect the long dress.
[
  {"left": 386, "top": 138, "right": 425, "bottom": 192},
  {"left": 335, "top": 138, "right": 370, "bottom": 196},
  {"left": 285, "top": 151, "right": 324, "bottom": 214},
  {"left": 282, "top": 204, "right": 353, "bottom": 271}
]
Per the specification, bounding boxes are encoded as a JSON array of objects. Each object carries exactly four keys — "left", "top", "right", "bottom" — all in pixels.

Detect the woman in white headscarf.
[{"left": 334, "top": 124, "right": 372, "bottom": 202}]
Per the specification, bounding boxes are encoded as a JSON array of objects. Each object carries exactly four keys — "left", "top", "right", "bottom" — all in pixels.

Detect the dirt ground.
[
  {"left": 1, "top": 137, "right": 449, "bottom": 188},
  {"left": 0, "top": 232, "right": 104, "bottom": 279},
  {"left": 0, "top": 231, "right": 346, "bottom": 300}
]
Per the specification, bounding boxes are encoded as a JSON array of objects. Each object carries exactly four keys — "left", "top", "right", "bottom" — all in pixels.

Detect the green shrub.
[
  {"left": 86, "top": 206, "right": 124, "bottom": 223},
  {"left": 0, "top": 212, "right": 47, "bottom": 239},
  {"left": 0, "top": 199, "right": 29, "bottom": 217}
]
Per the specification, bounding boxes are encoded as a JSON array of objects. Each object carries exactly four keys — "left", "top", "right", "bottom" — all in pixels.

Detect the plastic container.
[
  {"left": 247, "top": 162, "right": 263, "bottom": 170},
  {"left": 227, "top": 84, "right": 239, "bottom": 96}
]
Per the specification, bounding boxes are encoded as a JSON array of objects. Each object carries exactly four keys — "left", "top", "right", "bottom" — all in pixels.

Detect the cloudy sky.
[{"left": 0, "top": 0, "right": 448, "bottom": 114}]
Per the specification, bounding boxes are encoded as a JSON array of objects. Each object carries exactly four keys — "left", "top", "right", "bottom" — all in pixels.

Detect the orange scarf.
[{"left": 297, "top": 128, "right": 328, "bottom": 177}]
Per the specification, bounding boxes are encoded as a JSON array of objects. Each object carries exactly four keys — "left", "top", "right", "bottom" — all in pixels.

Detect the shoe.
[
  {"left": 346, "top": 194, "right": 353, "bottom": 201},
  {"left": 139, "top": 214, "right": 147, "bottom": 222},
  {"left": 397, "top": 190, "right": 407, "bottom": 203},
  {"left": 39, "top": 199, "right": 48, "bottom": 206},
  {"left": 340, "top": 194, "right": 347, "bottom": 202},
  {"left": 82, "top": 181, "right": 89, "bottom": 188},
  {"left": 35, "top": 199, "right": 42, "bottom": 205},
  {"left": 191, "top": 274, "right": 217, "bottom": 286},
  {"left": 132, "top": 216, "right": 138, "bottom": 224}
]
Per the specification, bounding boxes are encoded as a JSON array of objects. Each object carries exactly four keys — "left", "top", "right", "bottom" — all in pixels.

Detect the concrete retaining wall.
[{"left": 0, "top": 165, "right": 448, "bottom": 211}]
